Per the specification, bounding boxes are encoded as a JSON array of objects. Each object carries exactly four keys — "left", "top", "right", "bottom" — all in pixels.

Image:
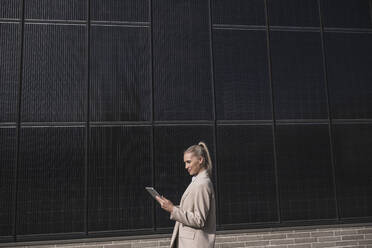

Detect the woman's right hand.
[{"left": 156, "top": 196, "right": 174, "bottom": 213}]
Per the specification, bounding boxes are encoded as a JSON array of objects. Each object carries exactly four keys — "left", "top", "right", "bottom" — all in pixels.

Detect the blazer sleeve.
[{"left": 170, "top": 183, "right": 211, "bottom": 229}]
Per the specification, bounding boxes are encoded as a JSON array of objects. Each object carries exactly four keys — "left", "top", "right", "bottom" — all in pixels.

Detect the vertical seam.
[
  {"left": 207, "top": 0, "right": 220, "bottom": 227},
  {"left": 84, "top": 0, "right": 91, "bottom": 235},
  {"left": 317, "top": 0, "right": 340, "bottom": 220},
  {"left": 264, "top": 0, "right": 281, "bottom": 223},
  {"left": 13, "top": 0, "right": 26, "bottom": 240},
  {"left": 149, "top": 0, "right": 156, "bottom": 232}
]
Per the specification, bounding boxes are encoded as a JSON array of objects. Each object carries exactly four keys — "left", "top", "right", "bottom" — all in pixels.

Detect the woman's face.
[{"left": 184, "top": 152, "right": 204, "bottom": 176}]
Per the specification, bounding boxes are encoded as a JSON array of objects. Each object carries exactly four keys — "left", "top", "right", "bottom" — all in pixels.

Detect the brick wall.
[{"left": 3, "top": 224, "right": 372, "bottom": 248}]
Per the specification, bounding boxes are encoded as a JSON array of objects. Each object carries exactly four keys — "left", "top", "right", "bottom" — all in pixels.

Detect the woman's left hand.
[{"left": 156, "top": 196, "right": 174, "bottom": 213}]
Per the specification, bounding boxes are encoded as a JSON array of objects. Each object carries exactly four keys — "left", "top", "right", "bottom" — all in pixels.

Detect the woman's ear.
[{"left": 199, "top": 156, "right": 204, "bottom": 165}]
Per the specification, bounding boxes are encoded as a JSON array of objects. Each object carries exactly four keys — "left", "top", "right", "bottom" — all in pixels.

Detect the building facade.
[{"left": 0, "top": 0, "right": 372, "bottom": 244}]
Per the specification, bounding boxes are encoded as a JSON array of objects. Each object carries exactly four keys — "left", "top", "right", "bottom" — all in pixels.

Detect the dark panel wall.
[
  {"left": 213, "top": 29, "right": 271, "bottom": 120},
  {"left": 24, "top": 0, "right": 87, "bottom": 21},
  {"left": 1, "top": 0, "right": 372, "bottom": 242},
  {"left": 268, "top": 0, "right": 320, "bottom": 27},
  {"left": 217, "top": 125, "right": 277, "bottom": 224},
  {"left": 270, "top": 31, "right": 327, "bottom": 120},
  {"left": 276, "top": 124, "right": 336, "bottom": 221},
  {"left": 153, "top": 0, "right": 213, "bottom": 120},
  {"left": 0, "top": 127, "right": 16, "bottom": 237},
  {"left": 17, "top": 127, "right": 85, "bottom": 235},
  {"left": 0, "top": 23, "right": 20, "bottom": 122},
  {"left": 321, "top": 0, "right": 372, "bottom": 28},
  {"left": 91, "top": 0, "right": 149, "bottom": 22},
  {"left": 88, "top": 126, "right": 152, "bottom": 231},
  {"left": 21, "top": 24, "right": 86, "bottom": 122},
  {"left": 90, "top": 26, "right": 151, "bottom": 121},
  {"left": 325, "top": 32, "right": 372, "bottom": 119},
  {"left": 212, "top": 0, "right": 266, "bottom": 25},
  {"left": 333, "top": 124, "right": 372, "bottom": 218},
  {"left": 0, "top": 0, "right": 21, "bottom": 19}
]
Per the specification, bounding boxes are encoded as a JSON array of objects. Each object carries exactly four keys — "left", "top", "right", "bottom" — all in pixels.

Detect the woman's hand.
[{"left": 156, "top": 196, "right": 174, "bottom": 213}]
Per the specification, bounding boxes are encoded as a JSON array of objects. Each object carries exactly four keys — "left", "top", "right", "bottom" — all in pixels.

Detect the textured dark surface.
[
  {"left": 22, "top": 24, "right": 86, "bottom": 122},
  {"left": 213, "top": 29, "right": 271, "bottom": 120},
  {"left": 0, "top": 127, "right": 16, "bottom": 236},
  {"left": 91, "top": 0, "right": 149, "bottom": 22},
  {"left": 217, "top": 125, "right": 277, "bottom": 224},
  {"left": 325, "top": 32, "right": 372, "bottom": 119},
  {"left": 268, "top": 0, "right": 320, "bottom": 27},
  {"left": 0, "top": 23, "right": 20, "bottom": 122},
  {"left": 321, "top": 0, "right": 372, "bottom": 28},
  {"left": 154, "top": 125, "right": 214, "bottom": 228},
  {"left": 212, "top": 0, "right": 266, "bottom": 26},
  {"left": 153, "top": 0, "right": 213, "bottom": 120},
  {"left": 88, "top": 126, "right": 152, "bottom": 231},
  {"left": 276, "top": 124, "right": 336, "bottom": 221},
  {"left": 90, "top": 26, "right": 151, "bottom": 121},
  {"left": 25, "top": 0, "right": 87, "bottom": 21},
  {"left": 17, "top": 127, "right": 85, "bottom": 235},
  {"left": 333, "top": 124, "right": 372, "bottom": 219},
  {"left": 0, "top": 0, "right": 372, "bottom": 242},
  {"left": 270, "top": 31, "right": 327, "bottom": 120},
  {"left": 0, "top": 0, "right": 21, "bottom": 19}
]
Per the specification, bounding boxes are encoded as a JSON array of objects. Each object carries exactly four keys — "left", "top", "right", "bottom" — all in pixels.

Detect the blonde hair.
[{"left": 184, "top": 141, "right": 212, "bottom": 176}]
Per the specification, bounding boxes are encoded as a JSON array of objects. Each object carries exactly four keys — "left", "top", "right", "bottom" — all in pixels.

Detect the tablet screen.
[{"left": 145, "top": 187, "right": 161, "bottom": 199}]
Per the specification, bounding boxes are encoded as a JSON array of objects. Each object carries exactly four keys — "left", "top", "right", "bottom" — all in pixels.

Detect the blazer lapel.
[
  {"left": 180, "top": 170, "right": 209, "bottom": 204},
  {"left": 180, "top": 181, "right": 194, "bottom": 204}
]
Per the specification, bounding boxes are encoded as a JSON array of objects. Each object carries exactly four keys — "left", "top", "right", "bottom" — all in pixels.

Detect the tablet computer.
[{"left": 145, "top": 187, "right": 161, "bottom": 199}]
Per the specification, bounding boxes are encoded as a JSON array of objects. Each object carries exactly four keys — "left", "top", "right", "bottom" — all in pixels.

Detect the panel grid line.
[
  {"left": 317, "top": 0, "right": 340, "bottom": 221},
  {"left": 0, "top": 20, "right": 21, "bottom": 24},
  {"left": 208, "top": 0, "right": 220, "bottom": 228},
  {"left": 149, "top": 0, "right": 156, "bottom": 233},
  {"left": 264, "top": 0, "right": 281, "bottom": 224},
  {"left": 84, "top": 0, "right": 91, "bottom": 235},
  {"left": 13, "top": 0, "right": 25, "bottom": 241}
]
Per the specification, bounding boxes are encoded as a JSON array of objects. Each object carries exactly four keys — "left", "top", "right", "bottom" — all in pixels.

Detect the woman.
[{"left": 156, "top": 142, "right": 216, "bottom": 248}]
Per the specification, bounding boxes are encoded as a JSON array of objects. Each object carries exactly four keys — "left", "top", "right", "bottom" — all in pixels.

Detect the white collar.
[{"left": 191, "top": 169, "right": 208, "bottom": 182}]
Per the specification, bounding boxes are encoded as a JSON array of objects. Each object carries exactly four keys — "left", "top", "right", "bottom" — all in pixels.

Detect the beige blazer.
[{"left": 169, "top": 170, "right": 216, "bottom": 248}]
